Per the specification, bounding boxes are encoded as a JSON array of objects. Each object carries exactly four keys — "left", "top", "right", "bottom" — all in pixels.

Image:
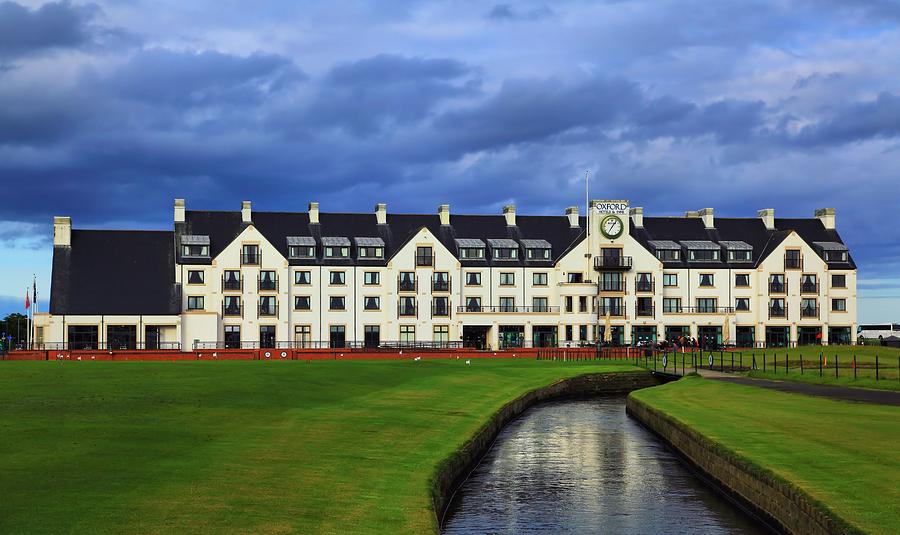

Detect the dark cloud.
[
  {"left": 487, "top": 4, "right": 554, "bottom": 21},
  {"left": 793, "top": 92, "right": 900, "bottom": 147}
]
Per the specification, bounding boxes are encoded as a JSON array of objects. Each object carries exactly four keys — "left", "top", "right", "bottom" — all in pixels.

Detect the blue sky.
[{"left": 1, "top": 0, "right": 899, "bottom": 322}]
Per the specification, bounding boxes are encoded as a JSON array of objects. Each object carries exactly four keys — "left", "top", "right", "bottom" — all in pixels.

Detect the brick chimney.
[
  {"left": 375, "top": 203, "right": 387, "bottom": 225},
  {"left": 53, "top": 216, "right": 71, "bottom": 247},
  {"left": 629, "top": 207, "right": 643, "bottom": 228},
  {"left": 308, "top": 201, "right": 319, "bottom": 224},
  {"left": 503, "top": 204, "right": 516, "bottom": 226},
  {"left": 174, "top": 198, "right": 185, "bottom": 223},
  {"left": 438, "top": 204, "right": 450, "bottom": 226},
  {"left": 565, "top": 206, "right": 579, "bottom": 228},
  {"left": 758, "top": 208, "right": 775, "bottom": 230},
  {"left": 698, "top": 207, "right": 714, "bottom": 229},
  {"left": 815, "top": 207, "right": 835, "bottom": 230},
  {"left": 241, "top": 201, "right": 252, "bottom": 223}
]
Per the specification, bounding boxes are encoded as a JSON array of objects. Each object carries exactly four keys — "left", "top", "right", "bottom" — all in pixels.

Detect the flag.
[
  {"left": 33, "top": 275, "right": 37, "bottom": 307},
  {"left": 25, "top": 290, "right": 30, "bottom": 310}
]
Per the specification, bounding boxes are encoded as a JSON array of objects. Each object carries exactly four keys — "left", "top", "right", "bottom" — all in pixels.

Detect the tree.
[{"left": 1, "top": 313, "right": 29, "bottom": 351}]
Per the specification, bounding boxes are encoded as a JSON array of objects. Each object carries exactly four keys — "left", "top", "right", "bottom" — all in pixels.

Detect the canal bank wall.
[
  {"left": 431, "top": 370, "right": 663, "bottom": 532},
  {"left": 625, "top": 394, "right": 863, "bottom": 535}
]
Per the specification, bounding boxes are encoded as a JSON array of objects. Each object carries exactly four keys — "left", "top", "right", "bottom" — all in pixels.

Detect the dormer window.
[
  {"left": 721, "top": 241, "right": 753, "bottom": 263},
  {"left": 322, "top": 237, "right": 350, "bottom": 258},
  {"left": 181, "top": 235, "right": 210, "bottom": 258},
  {"left": 287, "top": 236, "right": 316, "bottom": 259},
  {"left": 352, "top": 236, "right": 385, "bottom": 259},
  {"left": 681, "top": 241, "right": 720, "bottom": 262},
  {"left": 521, "top": 239, "right": 552, "bottom": 260},
  {"left": 455, "top": 238, "right": 486, "bottom": 260},
  {"left": 488, "top": 239, "right": 519, "bottom": 260},
  {"left": 649, "top": 240, "right": 680, "bottom": 262},
  {"left": 825, "top": 250, "right": 847, "bottom": 262},
  {"left": 814, "top": 242, "right": 849, "bottom": 263}
]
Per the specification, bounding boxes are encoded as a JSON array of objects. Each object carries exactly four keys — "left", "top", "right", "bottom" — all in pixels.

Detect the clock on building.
[{"left": 600, "top": 215, "right": 624, "bottom": 239}]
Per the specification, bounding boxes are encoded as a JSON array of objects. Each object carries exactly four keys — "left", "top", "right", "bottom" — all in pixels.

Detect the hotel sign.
[{"left": 594, "top": 201, "right": 629, "bottom": 215}]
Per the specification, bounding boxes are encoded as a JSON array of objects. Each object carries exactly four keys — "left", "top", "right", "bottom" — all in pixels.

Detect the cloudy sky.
[{"left": 1, "top": 0, "right": 899, "bottom": 321}]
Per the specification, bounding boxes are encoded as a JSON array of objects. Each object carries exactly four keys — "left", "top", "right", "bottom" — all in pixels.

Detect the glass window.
[
  {"left": 499, "top": 297, "right": 515, "bottom": 312},
  {"left": 565, "top": 296, "right": 573, "bottom": 313},
  {"left": 294, "top": 271, "right": 311, "bottom": 285},
  {"left": 416, "top": 246, "right": 433, "bottom": 266},
  {"left": 735, "top": 298, "right": 750, "bottom": 311},
  {"left": 399, "top": 272, "right": 416, "bottom": 291},
  {"left": 656, "top": 249, "right": 680, "bottom": 261},
  {"left": 259, "top": 270, "right": 277, "bottom": 291},
  {"left": 689, "top": 249, "right": 719, "bottom": 262},
  {"left": 363, "top": 325, "right": 380, "bottom": 348},
  {"left": 601, "top": 272, "right": 622, "bottom": 291},
  {"left": 578, "top": 296, "right": 588, "bottom": 313},
  {"left": 330, "top": 271, "right": 346, "bottom": 285},
  {"left": 223, "top": 296, "right": 241, "bottom": 316},
  {"left": 259, "top": 296, "right": 277, "bottom": 315},
  {"left": 241, "top": 244, "right": 259, "bottom": 265},
  {"left": 533, "top": 272, "right": 548, "bottom": 286},
  {"left": 107, "top": 325, "right": 137, "bottom": 350},
  {"left": 466, "top": 271, "right": 482, "bottom": 286},
  {"left": 825, "top": 250, "right": 847, "bottom": 262},
  {"left": 187, "top": 296, "right": 204, "bottom": 310},
  {"left": 460, "top": 247, "right": 485, "bottom": 259},
  {"left": 224, "top": 325, "right": 241, "bottom": 349},
  {"left": 526, "top": 248, "right": 551, "bottom": 260},
  {"left": 663, "top": 298, "right": 682, "bottom": 313},
  {"left": 500, "top": 272, "right": 515, "bottom": 285},
  {"left": 432, "top": 296, "right": 449, "bottom": 316},
  {"left": 329, "top": 325, "right": 346, "bottom": 348},
  {"left": 223, "top": 270, "right": 241, "bottom": 290},
  {"left": 329, "top": 296, "right": 345, "bottom": 310},
  {"left": 400, "top": 325, "right": 416, "bottom": 344},
  {"left": 182, "top": 244, "right": 209, "bottom": 257},
  {"left": 565, "top": 325, "right": 573, "bottom": 341},
  {"left": 699, "top": 274, "right": 714, "bottom": 287},
  {"left": 567, "top": 272, "right": 583, "bottom": 283},
  {"left": 259, "top": 325, "right": 276, "bottom": 348},
  {"left": 433, "top": 272, "right": 450, "bottom": 291},
  {"left": 465, "top": 296, "right": 482, "bottom": 312},
  {"left": 832, "top": 298, "right": 847, "bottom": 312},
  {"left": 663, "top": 273, "right": 678, "bottom": 287},
  {"left": 288, "top": 245, "right": 315, "bottom": 259},
  {"left": 532, "top": 297, "right": 549, "bottom": 312},
  {"left": 358, "top": 246, "right": 384, "bottom": 258},
  {"left": 434, "top": 325, "right": 450, "bottom": 344},
  {"left": 493, "top": 247, "right": 518, "bottom": 260},
  {"left": 187, "top": 270, "right": 204, "bottom": 284},
  {"left": 364, "top": 296, "right": 380, "bottom": 310},
  {"left": 325, "top": 246, "right": 350, "bottom": 258},
  {"left": 364, "top": 271, "right": 380, "bottom": 285},
  {"left": 734, "top": 273, "right": 750, "bottom": 287},
  {"left": 832, "top": 274, "right": 846, "bottom": 288},
  {"left": 399, "top": 296, "right": 416, "bottom": 316},
  {"left": 696, "top": 298, "right": 717, "bottom": 313},
  {"left": 728, "top": 250, "right": 752, "bottom": 262},
  {"left": 294, "top": 325, "right": 311, "bottom": 348},
  {"left": 294, "top": 296, "right": 311, "bottom": 310}
]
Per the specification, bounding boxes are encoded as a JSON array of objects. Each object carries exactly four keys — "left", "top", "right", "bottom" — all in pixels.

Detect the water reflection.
[{"left": 443, "top": 398, "right": 767, "bottom": 534}]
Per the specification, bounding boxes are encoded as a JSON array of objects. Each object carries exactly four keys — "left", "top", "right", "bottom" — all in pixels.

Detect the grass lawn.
[
  {"left": 0, "top": 359, "right": 637, "bottom": 534},
  {"left": 631, "top": 376, "right": 900, "bottom": 535}
]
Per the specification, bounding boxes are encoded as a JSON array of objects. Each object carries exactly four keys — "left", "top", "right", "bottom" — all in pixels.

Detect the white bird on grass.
[{"left": 465, "top": 359, "right": 471, "bottom": 365}]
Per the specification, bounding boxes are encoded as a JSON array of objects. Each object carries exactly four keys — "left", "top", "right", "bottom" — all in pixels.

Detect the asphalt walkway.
[{"left": 696, "top": 369, "right": 900, "bottom": 406}]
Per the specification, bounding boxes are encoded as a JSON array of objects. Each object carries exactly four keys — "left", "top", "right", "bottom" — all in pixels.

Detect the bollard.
[
  {"left": 731, "top": 352, "right": 734, "bottom": 373},
  {"left": 785, "top": 352, "right": 788, "bottom": 374},
  {"left": 835, "top": 354, "right": 838, "bottom": 379},
  {"left": 876, "top": 355, "right": 879, "bottom": 382},
  {"left": 800, "top": 353, "right": 804, "bottom": 375},
  {"left": 763, "top": 352, "right": 766, "bottom": 373},
  {"left": 853, "top": 355, "right": 857, "bottom": 380},
  {"left": 819, "top": 354, "right": 822, "bottom": 377}
]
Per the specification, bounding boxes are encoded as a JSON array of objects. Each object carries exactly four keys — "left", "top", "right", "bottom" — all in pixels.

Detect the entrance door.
[
  {"left": 145, "top": 326, "right": 161, "bottom": 350},
  {"left": 499, "top": 326, "right": 525, "bottom": 348},
  {"left": 735, "top": 326, "right": 755, "bottom": 347},
  {"left": 532, "top": 326, "right": 557, "bottom": 348},
  {"left": 260, "top": 326, "right": 276, "bottom": 348},
  {"left": 364, "top": 325, "right": 380, "bottom": 348},
  {"left": 698, "top": 326, "right": 722, "bottom": 349},
  {"left": 632, "top": 326, "right": 656, "bottom": 346},
  {"left": 765, "top": 327, "right": 790, "bottom": 348},
  {"left": 798, "top": 326, "right": 821, "bottom": 346},
  {"left": 463, "top": 326, "right": 490, "bottom": 350}
]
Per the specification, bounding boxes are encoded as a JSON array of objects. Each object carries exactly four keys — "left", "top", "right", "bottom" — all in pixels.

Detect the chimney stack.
[
  {"left": 565, "top": 206, "right": 580, "bottom": 228},
  {"left": 815, "top": 207, "right": 836, "bottom": 230},
  {"left": 241, "top": 201, "right": 252, "bottom": 223},
  {"left": 53, "top": 216, "right": 71, "bottom": 247},
  {"left": 375, "top": 203, "right": 387, "bottom": 225},
  {"left": 698, "top": 207, "right": 715, "bottom": 229},
  {"left": 758, "top": 208, "right": 775, "bottom": 230},
  {"left": 438, "top": 204, "right": 450, "bottom": 226},
  {"left": 174, "top": 198, "right": 185, "bottom": 223},
  {"left": 685, "top": 210, "right": 699, "bottom": 218},
  {"left": 308, "top": 201, "right": 319, "bottom": 224},
  {"left": 503, "top": 204, "right": 516, "bottom": 226},
  {"left": 629, "top": 207, "right": 643, "bottom": 228}
]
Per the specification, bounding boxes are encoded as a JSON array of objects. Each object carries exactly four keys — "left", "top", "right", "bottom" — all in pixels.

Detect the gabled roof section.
[
  {"left": 354, "top": 236, "right": 385, "bottom": 247},
  {"left": 455, "top": 238, "right": 485, "bottom": 248},
  {"left": 520, "top": 238, "right": 552, "bottom": 248},
  {"left": 720, "top": 240, "right": 752, "bottom": 250},
  {"left": 321, "top": 236, "right": 351, "bottom": 246},
  {"left": 487, "top": 238, "right": 518, "bottom": 248},
  {"left": 680, "top": 240, "right": 719, "bottom": 250},
  {"left": 50, "top": 230, "right": 180, "bottom": 315},
  {"left": 286, "top": 236, "right": 315, "bottom": 246}
]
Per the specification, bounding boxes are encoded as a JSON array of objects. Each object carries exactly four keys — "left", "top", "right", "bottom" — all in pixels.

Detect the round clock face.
[{"left": 600, "top": 215, "right": 624, "bottom": 239}]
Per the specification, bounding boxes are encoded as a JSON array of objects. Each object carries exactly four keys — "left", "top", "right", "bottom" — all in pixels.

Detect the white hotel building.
[{"left": 36, "top": 199, "right": 857, "bottom": 351}]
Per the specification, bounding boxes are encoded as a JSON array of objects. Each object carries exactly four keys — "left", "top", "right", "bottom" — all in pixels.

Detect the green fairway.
[
  {"left": 0, "top": 359, "right": 636, "bottom": 534},
  {"left": 631, "top": 377, "right": 900, "bottom": 535}
]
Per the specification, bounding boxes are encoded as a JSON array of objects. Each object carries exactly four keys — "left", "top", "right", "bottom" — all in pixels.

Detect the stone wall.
[
  {"left": 626, "top": 395, "right": 864, "bottom": 535},
  {"left": 431, "top": 371, "right": 663, "bottom": 532}
]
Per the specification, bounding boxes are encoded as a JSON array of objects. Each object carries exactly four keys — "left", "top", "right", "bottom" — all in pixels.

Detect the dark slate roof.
[
  {"left": 631, "top": 216, "right": 855, "bottom": 269},
  {"left": 180, "top": 210, "right": 587, "bottom": 267},
  {"left": 50, "top": 230, "right": 180, "bottom": 315}
]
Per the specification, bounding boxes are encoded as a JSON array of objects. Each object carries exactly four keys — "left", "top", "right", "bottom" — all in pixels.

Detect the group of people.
[{"left": 654, "top": 335, "right": 705, "bottom": 351}]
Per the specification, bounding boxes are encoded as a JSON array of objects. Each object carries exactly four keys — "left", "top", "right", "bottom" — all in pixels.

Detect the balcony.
[
  {"left": 769, "top": 282, "right": 788, "bottom": 294},
  {"left": 397, "top": 277, "right": 417, "bottom": 292},
  {"left": 800, "top": 283, "right": 819, "bottom": 294},
  {"left": 635, "top": 304, "right": 655, "bottom": 318},
  {"left": 398, "top": 302, "right": 417, "bottom": 317},
  {"left": 258, "top": 276, "right": 278, "bottom": 292},
  {"left": 801, "top": 305, "right": 820, "bottom": 319},
  {"left": 635, "top": 279, "right": 655, "bottom": 293},
  {"left": 416, "top": 254, "right": 434, "bottom": 267},
  {"left": 768, "top": 304, "right": 788, "bottom": 319},
  {"left": 784, "top": 254, "right": 803, "bottom": 270},
  {"left": 258, "top": 303, "right": 279, "bottom": 317},
  {"left": 432, "top": 279, "right": 451, "bottom": 292},
  {"left": 593, "top": 256, "right": 633, "bottom": 271},
  {"left": 662, "top": 306, "right": 736, "bottom": 315},
  {"left": 456, "top": 305, "right": 561, "bottom": 313},
  {"left": 597, "top": 306, "right": 626, "bottom": 318},
  {"left": 222, "top": 276, "right": 242, "bottom": 292},
  {"left": 241, "top": 252, "right": 261, "bottom": 266},
  {"left": 222, "top": 302, "right": 243, "bottom": 317}
]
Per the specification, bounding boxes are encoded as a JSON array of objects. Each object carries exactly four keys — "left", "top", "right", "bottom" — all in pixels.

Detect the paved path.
[{"left": 696, "top": 369, "right": 900, "bottom": 406}]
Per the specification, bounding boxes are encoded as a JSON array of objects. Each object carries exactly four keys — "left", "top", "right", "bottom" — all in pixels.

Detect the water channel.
[{"left": 443, "top": 398, "right": 768, "bottom": 534}]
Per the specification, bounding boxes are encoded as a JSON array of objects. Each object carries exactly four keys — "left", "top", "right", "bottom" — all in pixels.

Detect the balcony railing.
[
  {"left": 456, "top": 305, "right": 561, "bottom": 313},
  {"left": 258, "top": 276, "right": 278, "bottom": 292},
  {"left": 784, "top": 255, "right": 803, "bottom": 270},
  {"left": 194, "top": 340, "right": 464, "bottom": 350},
  {"left": 222, "top": 276, "right": 242, "bottom": 291},
  {"left": 769, "top": 304, "right": 788, "bottom": 319},
  {"left": 222, "top": 302, "right": 243, "bottom": 317},
  {"left": 801, "top": 305, "right": 820, "bottom": 318},
  {"left": 593, "top": 256, "right": 633, "bottom": 270},
  {"left": 662, "top": 306, "right": 736, "bottom": 314},
  {"left": 39, "top": 341, "right": 182, "bottom": 351},
  {"left": 398, "top": 303, "right": 417, "bottom": 317},
  {"left": 416, "top": 254, "right": 434, "bottom": 267},
  {"left": 258, "top": 303, "right": 279, "bottom": 317},
  {"left": 769, "top": 282, "right": 788, "bottom": 294},
  {"left": 596, "top": 306, "right": 627, "bottom": 318},
  {"left": 397, "top": 277, "right": 417, "bottom": 292},
  {"left": 241, "top": 252, "right": 261, "bottom": 265},
  {"left": 635, "top": 279, "right": 655, "bottom": 293},
  {"left": 800, "top": 283, "right": 819, "bottom": 294},
  {"left": 635, "top": 304, "right": 655, "bottom": 318},
  {"left": 432, "top": 279, "right": 451, "bottom": 292}
]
